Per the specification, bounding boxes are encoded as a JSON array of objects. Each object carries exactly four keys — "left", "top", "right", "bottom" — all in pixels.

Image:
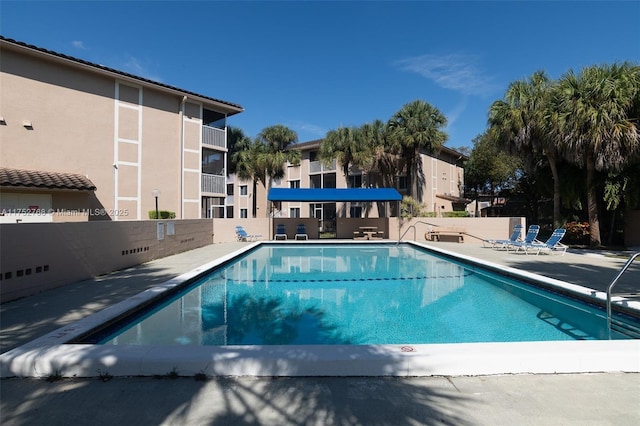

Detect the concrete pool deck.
[{"left": 1, "top": 240, "right": 639, "bottom": 424}]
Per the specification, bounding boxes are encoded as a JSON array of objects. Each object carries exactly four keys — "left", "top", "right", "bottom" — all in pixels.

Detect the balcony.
[
  {"left": 202, "top": 126, "right": 226, "bottom": 149},
  {"left": 309, "top": 159, "right": 336, "bottom": 174},
  {"left": 202, "top": 173, "right": 225, "bottom": 194}
]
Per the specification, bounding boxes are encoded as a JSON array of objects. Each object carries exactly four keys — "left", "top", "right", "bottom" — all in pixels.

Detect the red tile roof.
[{"left": 0, "top": 167, "right": 96, "bottom": 191}]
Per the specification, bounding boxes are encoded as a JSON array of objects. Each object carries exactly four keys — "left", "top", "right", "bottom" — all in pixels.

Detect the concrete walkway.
[{"left": 1, "top": 241, "right": 639, "bottom": 425}]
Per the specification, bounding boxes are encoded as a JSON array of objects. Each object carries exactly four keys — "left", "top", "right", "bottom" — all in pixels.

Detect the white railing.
[
  {"left": 202, "top": 126, "right": 226, "bottom": 148},
  {"left": 309, "top": 159, "right": 336, "bottom": 173},
  {"left": 201, "top": 173, "right": 225, "bottom": 194}
]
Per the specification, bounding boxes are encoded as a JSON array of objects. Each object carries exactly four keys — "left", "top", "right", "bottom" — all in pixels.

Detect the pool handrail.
[
  {"left": 397, "top": 221, "right": 485, "bottom": 244},
  {"left": 607, "top": 252, "right": 640, "bottom": 338}
]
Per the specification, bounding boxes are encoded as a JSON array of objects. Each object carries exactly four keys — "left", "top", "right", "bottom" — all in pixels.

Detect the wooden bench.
[{"left": 425, "top": 227, "right": 465, "bottom": 243}]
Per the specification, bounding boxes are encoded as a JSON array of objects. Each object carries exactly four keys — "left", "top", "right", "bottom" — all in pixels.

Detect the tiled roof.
[
  {"left": 0, "top": 167, "right": 97, "bottom": 191},
  {"left": 0, "top": 36, "right": 243, "bottom": 114}
]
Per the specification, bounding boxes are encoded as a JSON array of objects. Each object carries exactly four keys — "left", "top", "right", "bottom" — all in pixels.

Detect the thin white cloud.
[
  {"left": 394, "top": 53, "right": 497, "bottom": 96},
  {"left": 287, "top": 121, "right": 328, "bottom": 139},
  {"left": 71, "top": 40, "right": 86, "bottom": 50},
  {"left": 444, "top": 97, "right": 469, "bottom": 131}
]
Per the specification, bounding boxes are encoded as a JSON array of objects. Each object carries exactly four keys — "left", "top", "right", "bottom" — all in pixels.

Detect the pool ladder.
[{"left": 606, "top": 252, "right": 640, "bottom": 339}]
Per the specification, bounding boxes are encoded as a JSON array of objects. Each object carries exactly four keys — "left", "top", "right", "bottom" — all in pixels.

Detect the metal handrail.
[
  {"left": 397, "top": 220, "right": 440, "bottom": 244},
  {"left": 606, "top": 252, "right": 640, "bottom": 337}
]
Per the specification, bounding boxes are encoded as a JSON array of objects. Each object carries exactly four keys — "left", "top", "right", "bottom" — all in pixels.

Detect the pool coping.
[{"left": 2, "top": 241, "right": 639, "bottom": 378}]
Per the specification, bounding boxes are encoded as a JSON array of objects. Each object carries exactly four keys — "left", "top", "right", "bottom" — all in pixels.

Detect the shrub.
[
  {"left": 148, "top": 210, "right": 176, "bottom": 219},
  {"left": 563, "top": 221, "right": 590, "bottom": 245}
]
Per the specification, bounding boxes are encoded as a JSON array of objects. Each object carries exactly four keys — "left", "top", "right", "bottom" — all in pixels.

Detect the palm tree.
[
  {"left": 553, "top": 62, "right": 640, "bottom": 245},
  {"left": 227, "top": 126, "right": 252, "bottom": 176},
  {"left": 387, "top": 100, "right": 448, "bottom": 202},
  {"left": 234, "top": 125, "right": 301, "bottom": 218},
  {"left": 319, "top": 126, "right": 361, "bottom": 180},
  {"left": 254, "top": 125, "right": 301, "bottom": 217},
  {"left": 488, "top": 71, "right": 563, "bottom": 228}
]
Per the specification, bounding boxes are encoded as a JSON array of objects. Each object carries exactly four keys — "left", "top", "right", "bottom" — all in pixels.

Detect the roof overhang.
[
  {"left": 436, "top": 193, "right": 472, "bottom": 204},
  {"left": 0, "top": 168, "right": 97, "bottom": 191},
  {"left": 268, "top": 188, "right": 402, "bottom": 202}
]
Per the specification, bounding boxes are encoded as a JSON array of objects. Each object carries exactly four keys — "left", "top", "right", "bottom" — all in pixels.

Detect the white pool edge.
[{"left": 2, "top": 241, "right": 639, "bottom": 378}]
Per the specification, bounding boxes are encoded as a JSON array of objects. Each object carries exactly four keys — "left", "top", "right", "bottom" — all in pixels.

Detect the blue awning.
[{"left": 267, "top": 188, "right": 402, "bottom": 202}]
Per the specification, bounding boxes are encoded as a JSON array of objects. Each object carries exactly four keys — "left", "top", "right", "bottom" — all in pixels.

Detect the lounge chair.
[
  {"left": 483, "top": 224, "right": 523, "bottom": 249},
  {"left": 512, "top": 228, "right": 568, "bottom": 256},
  {"left": 235, "top": 226, "right": 261, "bottom": 242},
  {"left": 295, "top": 223, "right": 308, "bottom": 240},
  {"left": 506, "top": 225, "right": 541, "bottom": 251},
  {"left": 274, "top": 223, "right": 287, "bottom": 240}
]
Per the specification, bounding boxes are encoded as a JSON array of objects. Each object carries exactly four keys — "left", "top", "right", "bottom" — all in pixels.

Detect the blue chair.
[
  {"left": 483, "top": 224, "right": 523, "bottom": 249},
  {"left": 274, "top": 223, "right": 287, "bottom": 240},
  {"left": 235, "top": 226, "right": 261, "bottom": 242},
  {"left": 295, "top": 223, "right": 308, "bottom": 240},
  {"left": 513, "top": 228, "right": 568, "bottom": 255},
  {"left": 507, "top": 225, "right": 540, "bottom": 251}
]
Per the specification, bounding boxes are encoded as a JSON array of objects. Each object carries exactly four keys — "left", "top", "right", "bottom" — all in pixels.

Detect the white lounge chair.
[
  {"left": 274, "top": 223, "right": 287, "bottom": 240},
  {"left": 295, "top": 223, "right": 308, "bottom": 240},
  {"left": 235, "top": 226, "right": 261, "bottom": 242},
  {"left": 483, "top": 224, "right": 523, "bottom": 249},
  {"left": 512, "top": 228, "right": 568, "bottom": 255}
]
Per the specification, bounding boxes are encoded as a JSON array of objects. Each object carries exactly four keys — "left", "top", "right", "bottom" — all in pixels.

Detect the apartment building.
[
  {"left": 227, "top": 139, "right": 468, "bottom": 229},
  {"left": 0, "top": 36, "right": 243, "bottom": 223}
]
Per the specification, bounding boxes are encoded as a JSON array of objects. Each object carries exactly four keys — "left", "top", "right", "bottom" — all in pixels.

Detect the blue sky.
[{"left": 2, "top": 1, "right": 639, "bottom": 149}]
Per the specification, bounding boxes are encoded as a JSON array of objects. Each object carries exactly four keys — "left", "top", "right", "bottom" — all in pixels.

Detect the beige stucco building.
[
  {"left": 0, "top": 36, "right": 243, "bottom": 223},
  {"left": 227, "top": 139, "right": 468, "bottom": 230}
]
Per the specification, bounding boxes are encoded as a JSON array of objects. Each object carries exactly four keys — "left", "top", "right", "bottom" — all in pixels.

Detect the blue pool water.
[{"left": 95, "top": 244, "right": 634, "bottom": 346}]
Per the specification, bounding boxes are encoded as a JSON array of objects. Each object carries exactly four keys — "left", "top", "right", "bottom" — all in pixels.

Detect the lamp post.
[{"left": 152, "top": 189, "right": 160, "bottom": 219}]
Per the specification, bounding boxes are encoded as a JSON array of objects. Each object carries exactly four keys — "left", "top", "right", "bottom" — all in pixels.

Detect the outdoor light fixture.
[
  {"left": 0, "top": 117, "right": 6, "bottom": 125},
  {"left": 152, "top": 189, "right": 160, "bottom": 219},
  {"left": 22, "top": 120, "right": 33, "bottom": 128}
]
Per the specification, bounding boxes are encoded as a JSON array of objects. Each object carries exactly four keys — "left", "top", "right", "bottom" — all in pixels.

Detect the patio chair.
[
  {"left": 483, "top": 224, "right": 523, "bottom": 249},
  {"left": 274, "top": 223, "right": 287, "bottom": 240},
  {"left": 295, "top": 223, "right": 308, "bottom": 240},
  {"left": 235, "top": 226, "right": 261, "bottom": 242},
  {"left": 506, "top": 225, "right": 540, "bottom": 251},
  {"left": 512, "top": 228, "right": 568, "bottom": 256}
]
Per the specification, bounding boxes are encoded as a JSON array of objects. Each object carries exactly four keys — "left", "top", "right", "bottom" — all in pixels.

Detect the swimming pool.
[
  {"left": 2, "top": 241, "right": 639, "bottom": 378},
  {"left": 90, "top": 244, "right": 634, "bottom": 346}
]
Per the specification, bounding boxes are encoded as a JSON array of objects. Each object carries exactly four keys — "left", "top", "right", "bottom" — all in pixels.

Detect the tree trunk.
[
  {"left": 586, "top": 153, "right": 601, "bottom": 246},
  {"left": 546, "top": 152, "right": 561, "bottom": 229}
]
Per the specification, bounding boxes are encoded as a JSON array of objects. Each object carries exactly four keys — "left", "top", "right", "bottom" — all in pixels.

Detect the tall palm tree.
[
  {"left": 319, "top": 126, "right": 361, "bottom": 180},
  {"left": 227, "top": 126, "right": 252, "bottom": 176},
  {"left": 553, "top": 62, "right": 640, "bottom": 245},
  {"left": 387, "top": 100, "right": 448, "bottom": 202},
  {"left": 488, "top": 71, "right": 562, "bottom": 228},
  {"left": 254, "top": 125, "right": 301, "bottom": 217}
]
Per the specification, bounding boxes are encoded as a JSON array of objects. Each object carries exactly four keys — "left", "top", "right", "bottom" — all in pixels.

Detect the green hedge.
[{"left": 148, "top": 210, "right": 176, "bottom": 219}]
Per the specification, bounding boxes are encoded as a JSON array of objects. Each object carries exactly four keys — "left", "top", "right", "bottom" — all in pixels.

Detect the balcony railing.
[
  {"left": 202, "top": 126, "right": 226, "bottom": 149},
  {"left": 309, "top": 159, "right": 336, "bottom": 174},
  {"left": 202, "top": 173, "right": 225, "bottom": 194}
]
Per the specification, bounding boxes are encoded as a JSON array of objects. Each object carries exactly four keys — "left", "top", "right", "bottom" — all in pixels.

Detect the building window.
[
  {"left": 310, "top": 175, "right": 321, "bottom": 189},
  {"left": 202, "top": 148, "right": 224, "bottom": 175},
  {"left": 323, "top": 173, "right": 336, "bottom": 188},
  {"left": 240, "top": 185, "right": 248, "bottom": 196},
  {"left": 350, "top": 205, "right": 363, "bottom": 218},
  {"left": 290, "top": 180, "right": 300, "bottom": 189},
  {"left": 227, "top": 184, "right": 234, "bottom": 195},
  {"left": 309, "top": 151, "right": 318, "bottom": 162},
  {"left": 349, "top": 174, "right": 362, "bottom": 188},
  {"left": 226, "top": 206, "right": 234, "bottom": 218},
  {"left": 398, "top": 176, "right": 408, "bottom": 190},
  {"left": 240, "top": 208, "right": 248, "bottom": 218},
  {"left": 202, "top": 197, "right": 224, "bottom": 218},
  {"left": 203, "top": 109, "right": 226, "bottom": 130},
  {"left": 290, "top": 207, "right": 300, "bottom": 218}
]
